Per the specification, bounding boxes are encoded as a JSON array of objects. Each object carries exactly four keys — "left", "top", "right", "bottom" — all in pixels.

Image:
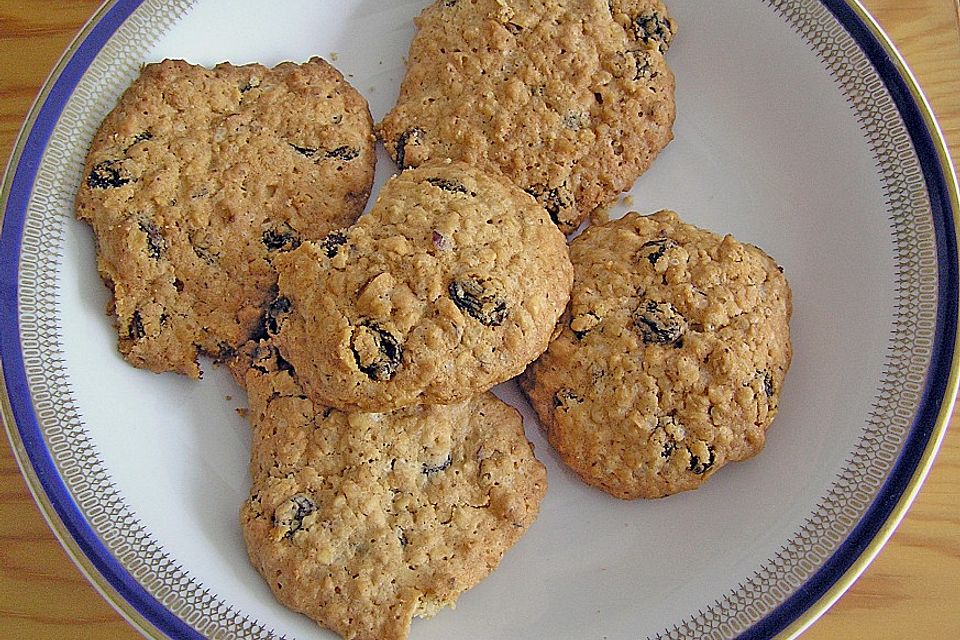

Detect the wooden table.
[{"left": 1, "top": 1, "right": 958, "bottom": 638}]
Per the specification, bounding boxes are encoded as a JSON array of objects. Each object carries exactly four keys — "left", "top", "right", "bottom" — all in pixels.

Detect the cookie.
[
  {"left": 75, "top": 58, "right": 376, "bottom": 378},
  {"left": 232, "top": 341, "right": 547, "bottom": 640},
  {"left": 378, "top": 0, "right": 677, "bottom": 233},
  {"left": 270, "top": 160, "right": 573, "bottom": 412},
  {"left": 520, "top": 210, "right": 792, "bottom": 498}
]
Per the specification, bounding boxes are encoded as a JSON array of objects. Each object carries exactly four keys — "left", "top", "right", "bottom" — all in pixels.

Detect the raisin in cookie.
[
  {"left": 521, "top": 210, "right": 792, "bottom": 499},
  {"left": 379, "top": 0, "right": 677, "bottom": 233},
  {"left": 232, "top": 341, "right": 546, "bottom": 640},
  {"left": 270, "top": 161, "right": 573, "bottom": 412},
  {"left": 76, "top": 58, "right": 375, "bottom": 378}
]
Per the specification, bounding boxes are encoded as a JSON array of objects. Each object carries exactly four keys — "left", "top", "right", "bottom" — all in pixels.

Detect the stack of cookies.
[
  {"left": 76, "top": 57, "right": 378, "bottom": 379},
  {"left": 76, "top": 1, "right": 793, "bottom": 638},
  {"left": 224, "top": 159, "right": 572, "bottom": 639}
]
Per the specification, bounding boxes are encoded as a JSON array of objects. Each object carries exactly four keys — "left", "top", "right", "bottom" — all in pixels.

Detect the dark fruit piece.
[
  {"left": 129, "top": 131, "right": 153, "bottom": 146},
  {"left": 426, "top": 177, "right": 471, "bottom": 195},
  {"left": 432, "top": 230, "right": 452, "bottom": 252},
  {"left": 262, "top": 223, "right": 302, "bottom": 252},
  {"left": 759, "top": 369, "right": 775, "bottom": 397},
  {"left": 274, "top": 494, "right": 316, "bottom": 538},
  {"left": 689, "top": 447, "right": 716, "bottom": 475},
  {"left": 422, "top": 454, "right": 452, "bottom": 476},
  {"left": 524, "top": 183, "right": 573, "bottom": 227},
  {"left": 662, "top": 439, "right": 677, "bottom": 459},
  {"left": 634, "top": 300, "right": 686, "bottom": 345},
  {"left": 638, "top": 238, "right": 677, "bottom": 265},
  {"left": 655, "top": 415, "right": 682, "bottom": 459},
  {"left": 191, "top": 242, "right": 217, "bottom": 264},
  {"left": 634, "top": 10, "right": 674, "bottom": 53},
  {"left": 290, "top": 144, "right": 317, "bottom": 157},
  {"left": 318, "top": 229, "right": 348, "bottom": 258},
  {"left": 628, "top": 49, "right": 655, "bottom": 80},
  {"left": 128, "top": 310, "right": 145, "bottom": 340},
  {"left": 325, "top": 146, "right": 360, "bottom": 161},
  {"left": 139, "top": 220, "right": 165, "bottom": 260},
  {"left": 87, "top": 160, "right": 131, "bottom": 189},
  {"left": 395, "top": 127, "right": 425, "bottom": 169},
  {"left": 448, "top": 277, "right": 508, "bottom": 327},
  {"left": 275, "top": 351, "right": 295, "bottom": 374},
  {"left": 351, "top": 322, "right": 403, "bottom": 381}
]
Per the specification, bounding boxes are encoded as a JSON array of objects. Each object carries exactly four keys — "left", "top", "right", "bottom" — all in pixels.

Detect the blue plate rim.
[{"left": 742, "top": 1, "right": 960, "bottom": 638}]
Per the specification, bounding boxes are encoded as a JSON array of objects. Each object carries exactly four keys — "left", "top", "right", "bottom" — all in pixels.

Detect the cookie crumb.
[{"left": 590, "top": 206, "right": 611, "bottom": 225}]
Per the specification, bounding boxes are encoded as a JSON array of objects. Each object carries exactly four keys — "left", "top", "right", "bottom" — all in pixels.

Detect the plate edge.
[
  {"left": 769, "top": 1, "right": 960, "bottom": 637},
  {"left": 0, "top": 0, "right": 191, "bottom": 638}
]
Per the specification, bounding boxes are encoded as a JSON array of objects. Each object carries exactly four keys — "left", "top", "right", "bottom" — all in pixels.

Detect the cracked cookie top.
[
  {"left": 75, "top": 57, "right": 376, "bottom": 377},
  {"left": 521, "top": 210, "right": 793, "bottom": 498},
  {"left": 232, "top": 341, "right": 546, "bottom": 640},
  {"left": 378, "top": 0, "right": 677, "bottom": 233},
  {"left": 270, "top": 161, "right": 573, "bottom": 412}
]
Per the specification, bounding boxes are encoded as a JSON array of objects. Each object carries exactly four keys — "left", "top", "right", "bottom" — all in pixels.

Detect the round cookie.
[
  {"left": 378, "top": 0, "right": 677, "bottom": 233},
  {"left": 232, "top": 341, "right": 547, "bottom": 640},
  {"left": 520, "top": 210, "right": 792, "bottom": 499},
  {"left": 76, "top": 58, "right": 376, "bottom": 378},
  {"left": 270, "top": 161, "right": 573, "bottom": 412}
]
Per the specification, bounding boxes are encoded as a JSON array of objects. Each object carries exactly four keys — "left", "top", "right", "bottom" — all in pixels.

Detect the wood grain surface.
[{"left": 0, "top": 1, "right": 958, "bottom": 638}]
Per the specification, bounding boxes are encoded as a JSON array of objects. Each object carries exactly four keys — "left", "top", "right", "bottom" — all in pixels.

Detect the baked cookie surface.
[
  {"left": 521, "top": 210, "right": 792, "bottom": 499},
  {"left": 378, "top": 0, "right": 677, "bottom": 233},
  {"left": 76, "top": 58, "right": 375, "bottom": 378},
  {"left": 271, "top": 161, "right": 573, "bottom": 412},
  {"left": 233, "top": 341, "right": 546, "bottom": 640}
]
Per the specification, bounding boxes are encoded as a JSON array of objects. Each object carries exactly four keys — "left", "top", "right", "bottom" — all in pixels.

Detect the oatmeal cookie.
[
  {"left": 270, "top": 161, "right": 572, "bottom": 412},
  {"left": 379, "top": 0, "right": 677, "bottom": 233},
  {"left": 76, "top": 58, "right": 375, "bottom": 377},
  {"left": 521, "top": 210, "right": 792, "bottom": 498},
  {"left": 233, "top": 341, "right": 546, "bottom": 640}
]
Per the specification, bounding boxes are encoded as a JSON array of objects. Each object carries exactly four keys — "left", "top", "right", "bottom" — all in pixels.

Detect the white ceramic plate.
[{"left": 2, "top": 1, "right": 958, "bottom": 638}]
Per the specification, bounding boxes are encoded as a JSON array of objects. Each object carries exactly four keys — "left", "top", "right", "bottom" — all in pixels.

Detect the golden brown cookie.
[
  {"left": 232, "top": 341, "right": 547, "bottom": 640},
  {"left": 379, "top": 0, "right": 677, "bottom": 233},
  {"left": 521, "top": 210, "right": 792, "bottom": 498},
  {"left": 76, "top": 58, "right": 376, "bottom": 378},
  {"left": 270, "top": 161, "right": 573, "bottom": 412}
]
